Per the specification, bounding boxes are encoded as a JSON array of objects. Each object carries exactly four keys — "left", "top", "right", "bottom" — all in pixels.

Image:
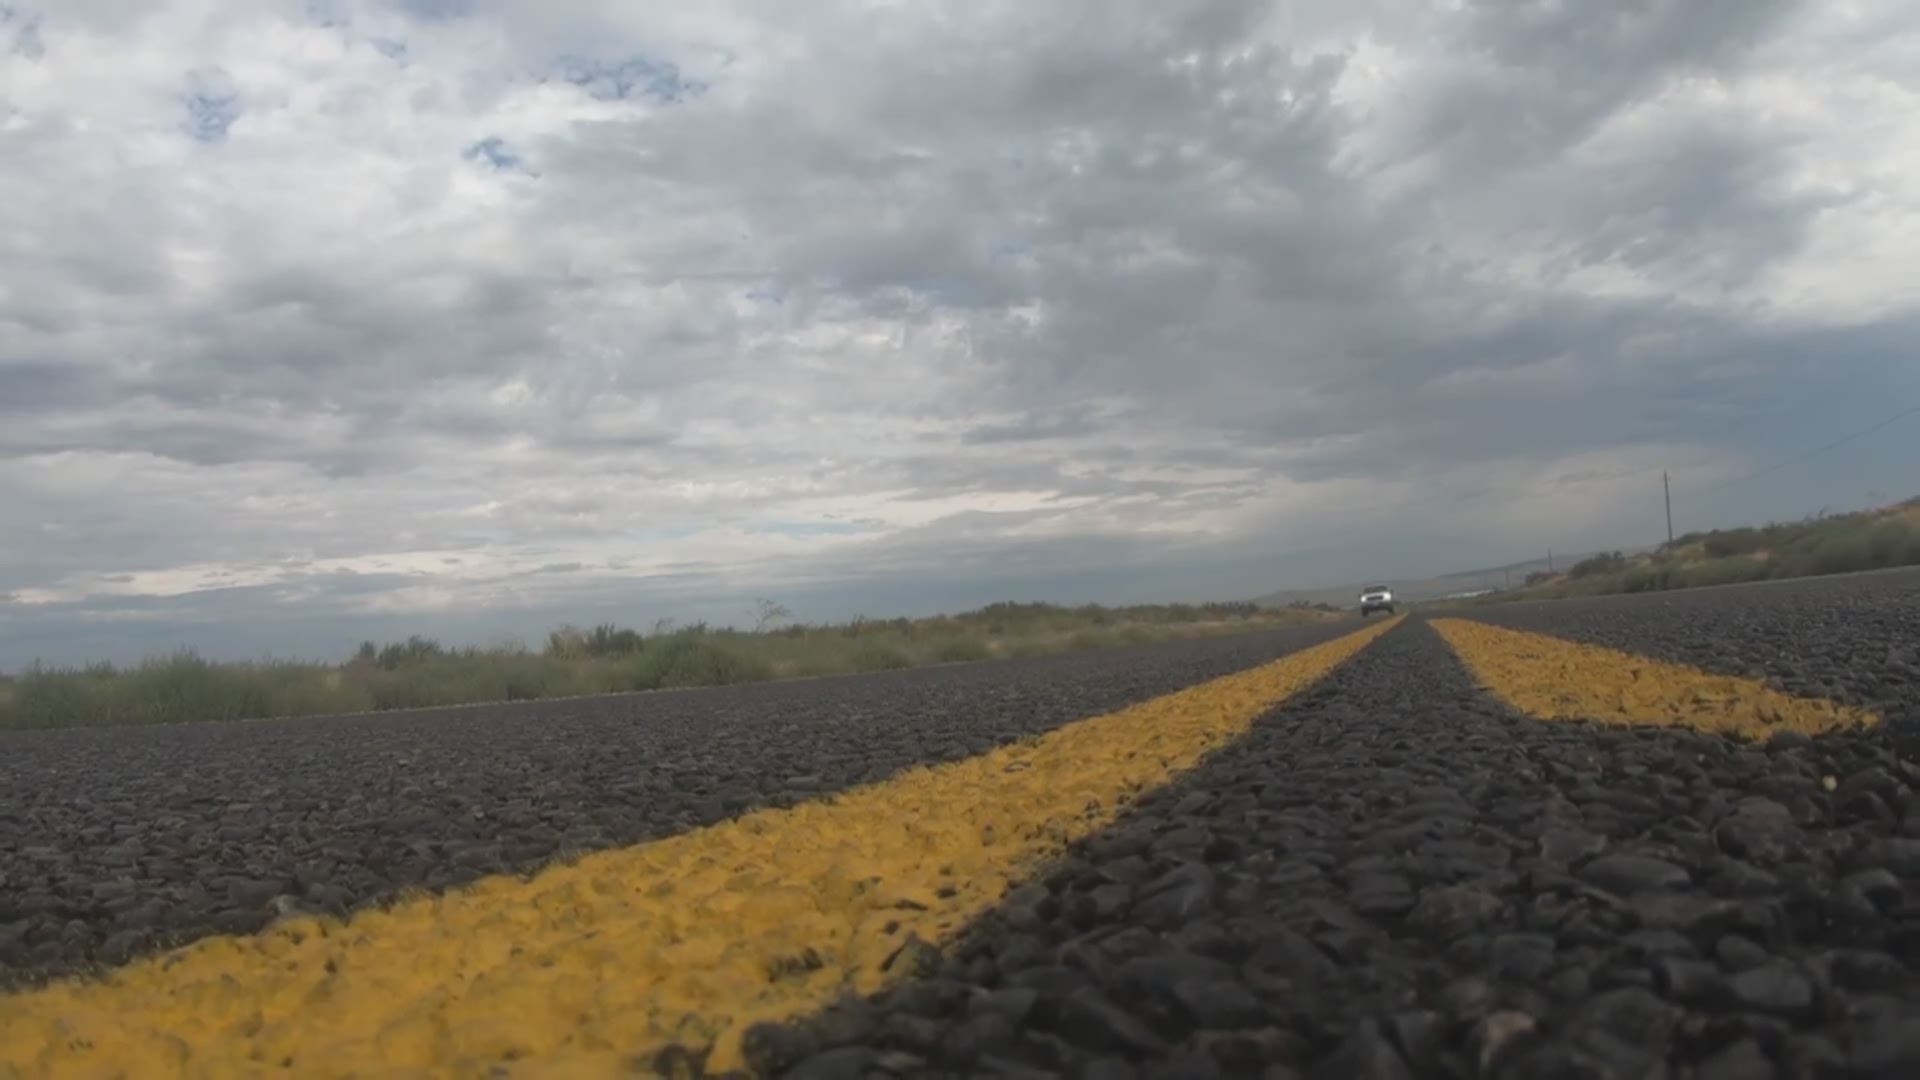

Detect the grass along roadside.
[
  {"left": 1419, "top": 496, "right": 1920, "bottom": 610},
  {"left": 0, "top": 602, "right": 1339, "bottom": 731}
]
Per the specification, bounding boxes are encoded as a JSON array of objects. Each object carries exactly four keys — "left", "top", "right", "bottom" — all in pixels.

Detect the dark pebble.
[
  {"left": 1310, "top": 1019, "right": 1413, "bottom": 1080},
  {"left": 1716, "top": 935, "right": 1774, "bottom": 973},
  {"left": 938, "top": 1011, "right": 1017, "bottom": 1065},
  {"left": 1714, "top": 799, "right": 1801, "bottom": 862},
  {"left": 1057, "top": 987, "right": 1169, "bottom": 1056},
  {"left": 1141, "top": 1053, "right": 1223, "bottom": 1080},
  {"left": 971, "top": 987, "right": 1041, "bottom": 1026},
  {"left": 741, "top": 1021, "right": 819, "bottom": 1074},
  {"left": 785, "top": 1045, "right": 880, "bottom": 1080},
  {"left": 1725, "top": 964, "right": 1817, "bottom": 1019},
  {"left": 1694, "top": 1037, "right": 1774, "bottom": 1080},
  {"left": 1818, "top": 949, "right": 1908, "bottom": 995},
  {"left": 1170, "top": 979, "right": 1267, "bottom": 1031},
  {"left": 1579, "top": 854, "right": 1692, "bottom": 895},
  {"left": 1405, "top": 884, "right": 1504, "bottom": 939},
  {"left": 1653, "top": 957, "right": 1723, "bottom": 1004},
  {"left": 1843, "top": 997, "right": 1920, "bottom": 1074},
  {"left": 1538, "top": 827, "right": 1608, "bottom": 865},
  {"left": 1347, "top": 873, "right": 1416, "bottom": 918},
  {"left": 1489, "top": 933, "right": 1557, "bottom": 981}
]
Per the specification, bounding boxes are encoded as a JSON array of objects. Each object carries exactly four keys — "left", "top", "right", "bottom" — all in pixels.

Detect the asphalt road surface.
[
  {"left": 0, "top": 620, "right": 1365, "bottom": 987},
  {"left": 3, "top": 570, "right": 1918, "bottom": 1078}
]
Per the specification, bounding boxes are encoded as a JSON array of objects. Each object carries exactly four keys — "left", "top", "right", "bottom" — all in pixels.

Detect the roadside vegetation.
[
  {"left": 0, "top": 601, "right": 1335, "bottom": 731},
  {"left": 1447, "top": 496, "right": 1920, "bottom": 607}
]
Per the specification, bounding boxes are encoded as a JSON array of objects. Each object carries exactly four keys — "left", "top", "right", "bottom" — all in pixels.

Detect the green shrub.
[
  {"left": 492, "top": 654, "right": 589, "bottom": 701},
  {"left": 1676, "top": 556, "right": 1771, "bottom": 589},
  {"left": 1067, "top": 630, "right": 1117, "bottom": 652},
  {"left": 374, "top": 635, "right": 446, "bottom": 670},
  {"left": 1536, "top": 502, "right": 1920, "bottom": 604},
  {"left": 267, "top": 671, "right": 374, "bottom": 718},
  {"left": 1618, "top": 565, "right": 1673, "bottom": 594},
  {"left": 1783, "top": 530, "right": 1873, "bottom": 578},
  {"left": 0, "top": 597, "right": 1324, "bottom": 729},
  {"left": 546, "top": 626, "right": 589, "bottom": 659},
  {"left": 363, "top": 663, "right": 477, "bottom": 711},
  {"left": 626, "top": 635, "right": 772, "bottom": 690},
  {"left": 119, "top": 652, "right": 263, "bottom": 724},
  {"left": 589, "top": 624, "right": 645, "bottom": 656},
  {"left": 1568, "top": 551, "right": 1630, "bottom": 579},
  {"left": 931, "top": 637, "right": 993, "bottom": 664},
  {"left": 1004, "top": 638, "right": 1058, "bottom": 659},
  {"left": 1700, "top": 527, "right": 1766, "bottom": 559},
  {"left": 852, "top": 641, "right": 914, "bottom": 672},
  {"left": 548, "top": 623, "right": 646, "bottom": 659},
  {"left": 1865, "top": 520, "right": 1918, "bottom": 566},
  {"left": 3, "top": 664, "right": 110, "bottom": 729}
]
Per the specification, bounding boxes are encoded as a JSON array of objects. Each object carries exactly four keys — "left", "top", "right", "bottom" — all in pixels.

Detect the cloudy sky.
[{"left": 3, "top": 0, "right": 1918, "bottom": 667}]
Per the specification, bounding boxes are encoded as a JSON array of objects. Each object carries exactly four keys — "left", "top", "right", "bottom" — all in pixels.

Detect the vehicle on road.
[{"left": 1359, "top": 585, "right": 1396, "bottom": 617}]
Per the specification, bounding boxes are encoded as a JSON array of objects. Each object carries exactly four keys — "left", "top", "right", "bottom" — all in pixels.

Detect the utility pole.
[{"left": 1663, "top": 471, "right": 1674, "bottom": 545}]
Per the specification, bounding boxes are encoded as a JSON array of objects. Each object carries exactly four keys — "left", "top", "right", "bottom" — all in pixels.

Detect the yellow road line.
[
  {"left": 0, "top": 618, "right": 1401, "bottom": 1079},
  {"left": 1430, "top": 618, "right": 1880, "bottom": 739}
]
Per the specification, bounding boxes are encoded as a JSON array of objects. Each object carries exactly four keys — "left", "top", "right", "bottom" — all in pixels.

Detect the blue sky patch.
[
  {"left": 303, "top": 0, "right": 350, "bottom": 30},
  {"left": 463, "top": 135, "right": 525, "bottom": 172},
  {"left": 1, "top": 4, "right": 44, "bottom": 60},
  {"left": 552, "top": 54, "right": 706, "bottom": 104},
  {"left": 398, "top": 0, "right": 472, "bottom": 19},
  {"left": 182, "top": 69, "right": 242, "bottom": 143}
]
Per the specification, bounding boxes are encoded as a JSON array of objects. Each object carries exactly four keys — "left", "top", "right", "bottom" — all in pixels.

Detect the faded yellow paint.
[
  {"left": 0, "top": 618, "right": 1401, "bottom": 1080},
  {"left": 1431, "top": 618, "right": 1880, "bottom": 739}
]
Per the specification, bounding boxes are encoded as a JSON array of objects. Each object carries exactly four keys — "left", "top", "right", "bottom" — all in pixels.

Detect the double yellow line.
[{"left": 2, "top": 614, "right": 1877, "bottom": 1078}]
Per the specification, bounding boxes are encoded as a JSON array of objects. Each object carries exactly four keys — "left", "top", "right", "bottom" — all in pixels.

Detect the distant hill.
[
  {"left": 1458, "top": 497, "right": 1920, "bottom": 603},
  {"left": 1259, "top": 496, "right": 1920, "bottom": 611},
  {"left": 1252, "top": 550, "right": 1625, "bottom": 608}
]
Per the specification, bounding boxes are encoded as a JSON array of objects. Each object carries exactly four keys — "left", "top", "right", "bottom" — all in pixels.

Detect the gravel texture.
[
  {"left": 1464, "top": 568, "right": 1920, "bottom": 740},
  {"left": 7, "top": 571, "right": 1919, "bottom": 1079},
  {"left": 0, "top": 622, "right": 1361, "bottom": 988},
  {"left": 747, "top": 616, "right": 1920, "bottom": 1079}
]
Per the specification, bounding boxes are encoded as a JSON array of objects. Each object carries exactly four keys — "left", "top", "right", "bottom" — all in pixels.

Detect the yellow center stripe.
[
  {"left": 0, "top": 618, "right": 1400, "bottom": 1079},
  {"left": 1430, "top": 618, "right": 1880, "bottom": 739}
]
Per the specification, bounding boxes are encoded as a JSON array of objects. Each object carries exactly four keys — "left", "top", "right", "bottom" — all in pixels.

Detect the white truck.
[{"left": 1359, "top": 585, "right": 1396, "bottom": 617}]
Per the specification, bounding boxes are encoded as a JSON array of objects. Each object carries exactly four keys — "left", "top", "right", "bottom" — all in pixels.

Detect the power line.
[
  {"left": 1361, "top": 399, "right": 1920, "bottom": 529},
  {"left": 1674, "top": 402, "right": 1920, "bottom": 498},
  {"left": 1382, "top": 455, "right": 1667, "bottom": 518}
]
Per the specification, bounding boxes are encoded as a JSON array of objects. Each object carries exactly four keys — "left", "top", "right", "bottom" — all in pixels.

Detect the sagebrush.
[{"left": 0, "top": 601, "right": 1327, "bottom": 730}]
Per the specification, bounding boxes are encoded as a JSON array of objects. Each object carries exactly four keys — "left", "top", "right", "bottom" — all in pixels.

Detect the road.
[{"left": 2, "top": 570, "right": 1917, "bottom": 1077}]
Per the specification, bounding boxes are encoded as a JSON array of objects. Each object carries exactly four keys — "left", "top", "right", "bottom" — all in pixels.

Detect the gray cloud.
[
  {"left": 1403, "top": 0, "right": 1800, "bottom": 174},
  {"left": 2, "top": 0, "right": 1918, "bottom": 667}
]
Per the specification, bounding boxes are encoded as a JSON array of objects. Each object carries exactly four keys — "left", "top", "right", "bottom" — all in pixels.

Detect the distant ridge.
[{"left": 1251, "top": 548, "right": 1646, "bottom": 608}]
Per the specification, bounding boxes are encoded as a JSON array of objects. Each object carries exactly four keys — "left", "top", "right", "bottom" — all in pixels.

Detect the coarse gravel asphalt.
[
  {"left": 1461, "top": 567, "right": 1920, "bottom": 737},
  {"left": 746, "top": 596, "right": 1920, "bottom": 1078},
  {"left": 3, "top": 570, "right": 1919, "bottom": 1078},
  {"left": 0, "top": 619, "right": 1363, "bottom": 989}
]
